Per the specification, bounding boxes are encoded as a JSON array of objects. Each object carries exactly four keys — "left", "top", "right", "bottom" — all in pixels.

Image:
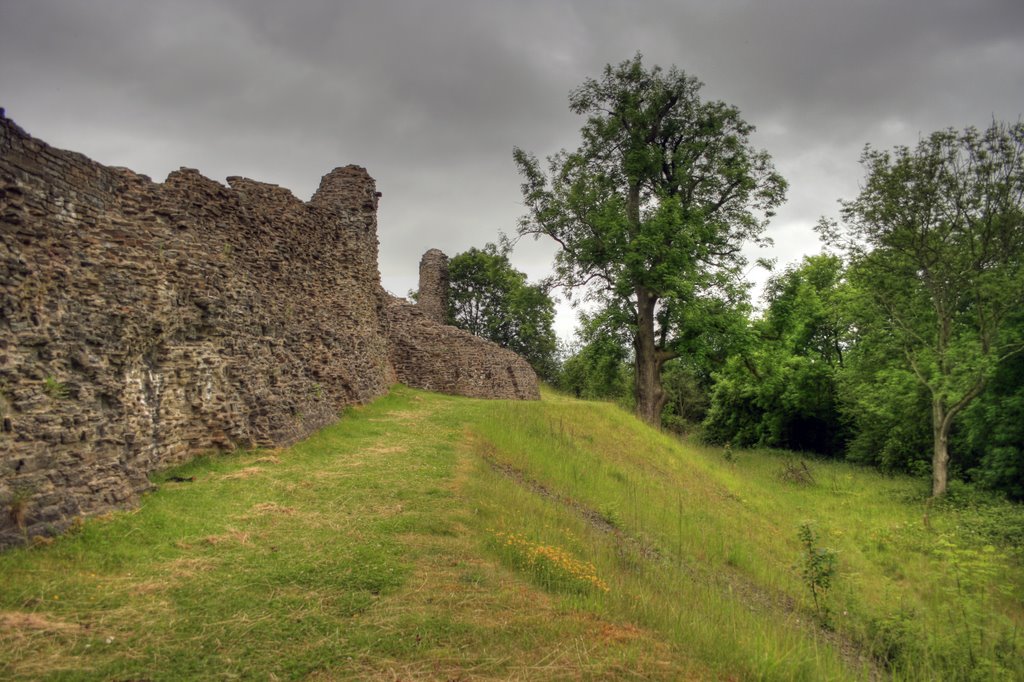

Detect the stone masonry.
[
  {"left": 0, "top": 113, "right": 538, "bottom": 547},
  {"left": 386, "top": 252, "right": 538, "bottom": 400},
  {"left": 416, "top": 248, "right": 449, "bottom": 324}
]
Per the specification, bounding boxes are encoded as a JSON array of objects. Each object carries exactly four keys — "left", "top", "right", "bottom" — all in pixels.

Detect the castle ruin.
[{"left": 0, "top": 113, "right": 538, "bottom": 546}]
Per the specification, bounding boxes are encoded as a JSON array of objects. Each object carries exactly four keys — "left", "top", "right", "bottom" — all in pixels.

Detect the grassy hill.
[{"left": 2, "top": 386, "right": 1022, "bottom": 680}]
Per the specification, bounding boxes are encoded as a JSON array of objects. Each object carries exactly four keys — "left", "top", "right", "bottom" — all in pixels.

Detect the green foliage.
[
  {"left": 796, "top": 522, "right": 837, "bottom": 623},
  {"left": 556, "top": 310, "right": 633, "bottom": 404},
  {"left": 515, "top": 53, "right": 786, "bottom": 422},
  {"left": 658, "top": 360, "right": 710, "bottom": 433},
  {"left": 447, "top": 243, "right": 559, "bottom": 381},
  {"left": 864, "top": 607, "right": 917, "bottom": 670},
  {"left": 704, "top": 254, "right": 848, "bottom": 455},
  {"left": 42, "top": 375, "right": 69, "bottom": 400},
  {"left": 960, "top": 345, "right": 1024, "bottom": 499},
  {"left": 6, "top": 485, "right": 34, "bottom": 537},
  {"left": 935, "top": 482, "right": 1024, "bottom": 551},
  {"left": 839, "top": 350, "right": 933, "bottom": 473},
  {"left": 824, "top": 121, "right": 1024, "bottom": 495},
  {"left": 931, "top": 535, "right": 1018, "bottom": 677}
]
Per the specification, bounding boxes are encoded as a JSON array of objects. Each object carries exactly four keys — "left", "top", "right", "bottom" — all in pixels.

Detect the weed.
[
  {"left": 932, "top": 534, "right": 1016, "bottom": 674},
  {"left": 865, "top": 607, "right": 916, "bottom": 670},
  {"left": 41, "top": 375, "right": 69, "bottom": 400},
  {"left": 7, "top": 485, "right": 35, "bottom": 539},
  {"left": 797, "top": 521, "right": 837, "bottom": 625},
  {"left": 779, "top": 458, "right": 816, "bottom": 485}
]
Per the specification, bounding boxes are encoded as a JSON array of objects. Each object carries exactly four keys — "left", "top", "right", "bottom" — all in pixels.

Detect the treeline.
[
  {"left": 567, "top": 253, "right": 1023, "bottom": 501},
  {"left": 449, "top": 247, "right": 1023, "bottom": 501},
  {"left": 442, "top": 55, "right": 1024, "bottom": 500}
]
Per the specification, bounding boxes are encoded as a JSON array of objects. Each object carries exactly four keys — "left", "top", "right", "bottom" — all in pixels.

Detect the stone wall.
[
  {"left": 0, "top": 113, "right": 538, "bottom": 546},
  {"left": 385, "top": 256, "right": 540, "bottom": 400},
  {"left": 386, "top": 300, "right": 539, "bottom": 400}
]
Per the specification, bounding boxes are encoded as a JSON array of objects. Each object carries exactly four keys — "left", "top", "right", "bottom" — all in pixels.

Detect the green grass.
[{"left": 1, "top": 385, "right": 1022, "bottom": 680}]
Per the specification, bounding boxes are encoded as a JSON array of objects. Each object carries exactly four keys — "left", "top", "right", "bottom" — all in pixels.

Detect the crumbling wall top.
[{"left": 309, "top": 165, "right": 381, "bottom": 216}]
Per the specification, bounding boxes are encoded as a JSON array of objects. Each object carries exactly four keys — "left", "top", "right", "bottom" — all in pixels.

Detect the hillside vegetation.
[{"left": 2, "top": 386, "right": 1022, "bottom": 680}]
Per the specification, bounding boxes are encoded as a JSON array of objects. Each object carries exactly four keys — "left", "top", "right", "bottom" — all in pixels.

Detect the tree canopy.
[
  {"left": 515, "top": 54, "right": 786, "bottom": 424},
  {"left": 704, "top": 254, "right": 849, "bottom": 455},
  {"left": 446, "top": 244, "right": 559, "bottom": 382},
  {"left": 821, "top": 121, "right": 1024, "bottom": 495}
]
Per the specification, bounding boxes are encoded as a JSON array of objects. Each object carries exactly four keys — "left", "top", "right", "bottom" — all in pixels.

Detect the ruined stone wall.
[
  {"left": 386, "top": 247, "right": 538, "bottom": 400},
  {"left": 0, "top": 114, "right": 538, "bottom": 547},
  {"left": 385, "top": 298, "right": 540, "bottom": 400},
  {"left": 0, "top": 114, "right": 395, "bottom": 545}
]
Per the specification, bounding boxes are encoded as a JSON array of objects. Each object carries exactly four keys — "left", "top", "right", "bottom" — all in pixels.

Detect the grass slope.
[{"left": 1, "top": 386, "right": 1021, "bottom": 680}]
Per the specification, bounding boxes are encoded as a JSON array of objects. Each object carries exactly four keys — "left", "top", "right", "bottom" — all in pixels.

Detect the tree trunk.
[
  {"left": 931, "top": 397, "right": 951, "bottom": 497},
  {"left": 635, "top": 287, "right": 667, "bottom": 425}
]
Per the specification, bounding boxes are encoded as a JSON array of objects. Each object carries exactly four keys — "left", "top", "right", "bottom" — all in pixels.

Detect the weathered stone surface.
[
  {"left": 0, "top": 114, "right": 538, "bottom": 547},
  {"left": 386, "top": 297, "right": 539, "bottom": 401},
  {"left": 416, "top": 248, "right": 449, "bottom": 324},
  {"left": 390, "top": 247, "right": 537, "bottom": 400}
]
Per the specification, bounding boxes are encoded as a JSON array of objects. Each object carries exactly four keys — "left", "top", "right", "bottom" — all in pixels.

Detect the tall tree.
[
  {"left": 514, "top": 55, "right": 786, "bottom": 424},
  {"left": 447, "top": 244, "right": 559, "bottom": 382},
  {"left": 823, "top": 122, "right": 1024, "bottom": 496}
]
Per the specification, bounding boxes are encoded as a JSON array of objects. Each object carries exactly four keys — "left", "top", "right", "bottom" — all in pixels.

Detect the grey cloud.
[{"left": 2, "top": 0, "right": 1022, "bottom": 337}]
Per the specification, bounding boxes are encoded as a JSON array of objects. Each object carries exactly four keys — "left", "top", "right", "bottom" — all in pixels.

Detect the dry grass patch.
[
  {"left": 222, "top": 466, "right": 264, "bottom": 480},
  {"left": 247, "top": 502, "right": 297, "bottom": 516},
  {"left": 0, "top": 611, "right": 81, "bottom": 633},
  {"left": 165, "top": 556, "right": 217, "bottom": 579},
  {"left": 312, "top": 470, "right": 359, "bottom": 481},
  {"left": 128, "top": 579, "right": 178, "bottom": 596},
  {"left": 202, "top": 528, "right": 252, "bottom": 546},
  {"left": 0, "top": 612, "right": 105, "bottom": 681},
  {"left": 364, "top": 444, "right": 408, "bottom": 455},
  {"left": 368, "top": 410, "right": 425, "bottom": 424}
]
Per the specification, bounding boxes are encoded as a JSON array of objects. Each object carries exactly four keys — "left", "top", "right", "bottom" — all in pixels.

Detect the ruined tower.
[{"left": 417, "top": 248, "right": 450, "bottom": 324}]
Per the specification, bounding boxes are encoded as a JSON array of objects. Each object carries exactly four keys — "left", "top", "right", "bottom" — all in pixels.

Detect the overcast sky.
[{"left": 2, "top": 0, "right": 1022, "bottom": 339}]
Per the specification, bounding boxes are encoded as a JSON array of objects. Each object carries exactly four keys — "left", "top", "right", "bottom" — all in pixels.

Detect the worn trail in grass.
[{"left": 2, "top": 386, "right": 1022, "bottom": 680}]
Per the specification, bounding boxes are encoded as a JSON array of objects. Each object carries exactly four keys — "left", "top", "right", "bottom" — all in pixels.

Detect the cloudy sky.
[{"left": 2, "top": 0, "right": 1022, "bottom": 338}]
